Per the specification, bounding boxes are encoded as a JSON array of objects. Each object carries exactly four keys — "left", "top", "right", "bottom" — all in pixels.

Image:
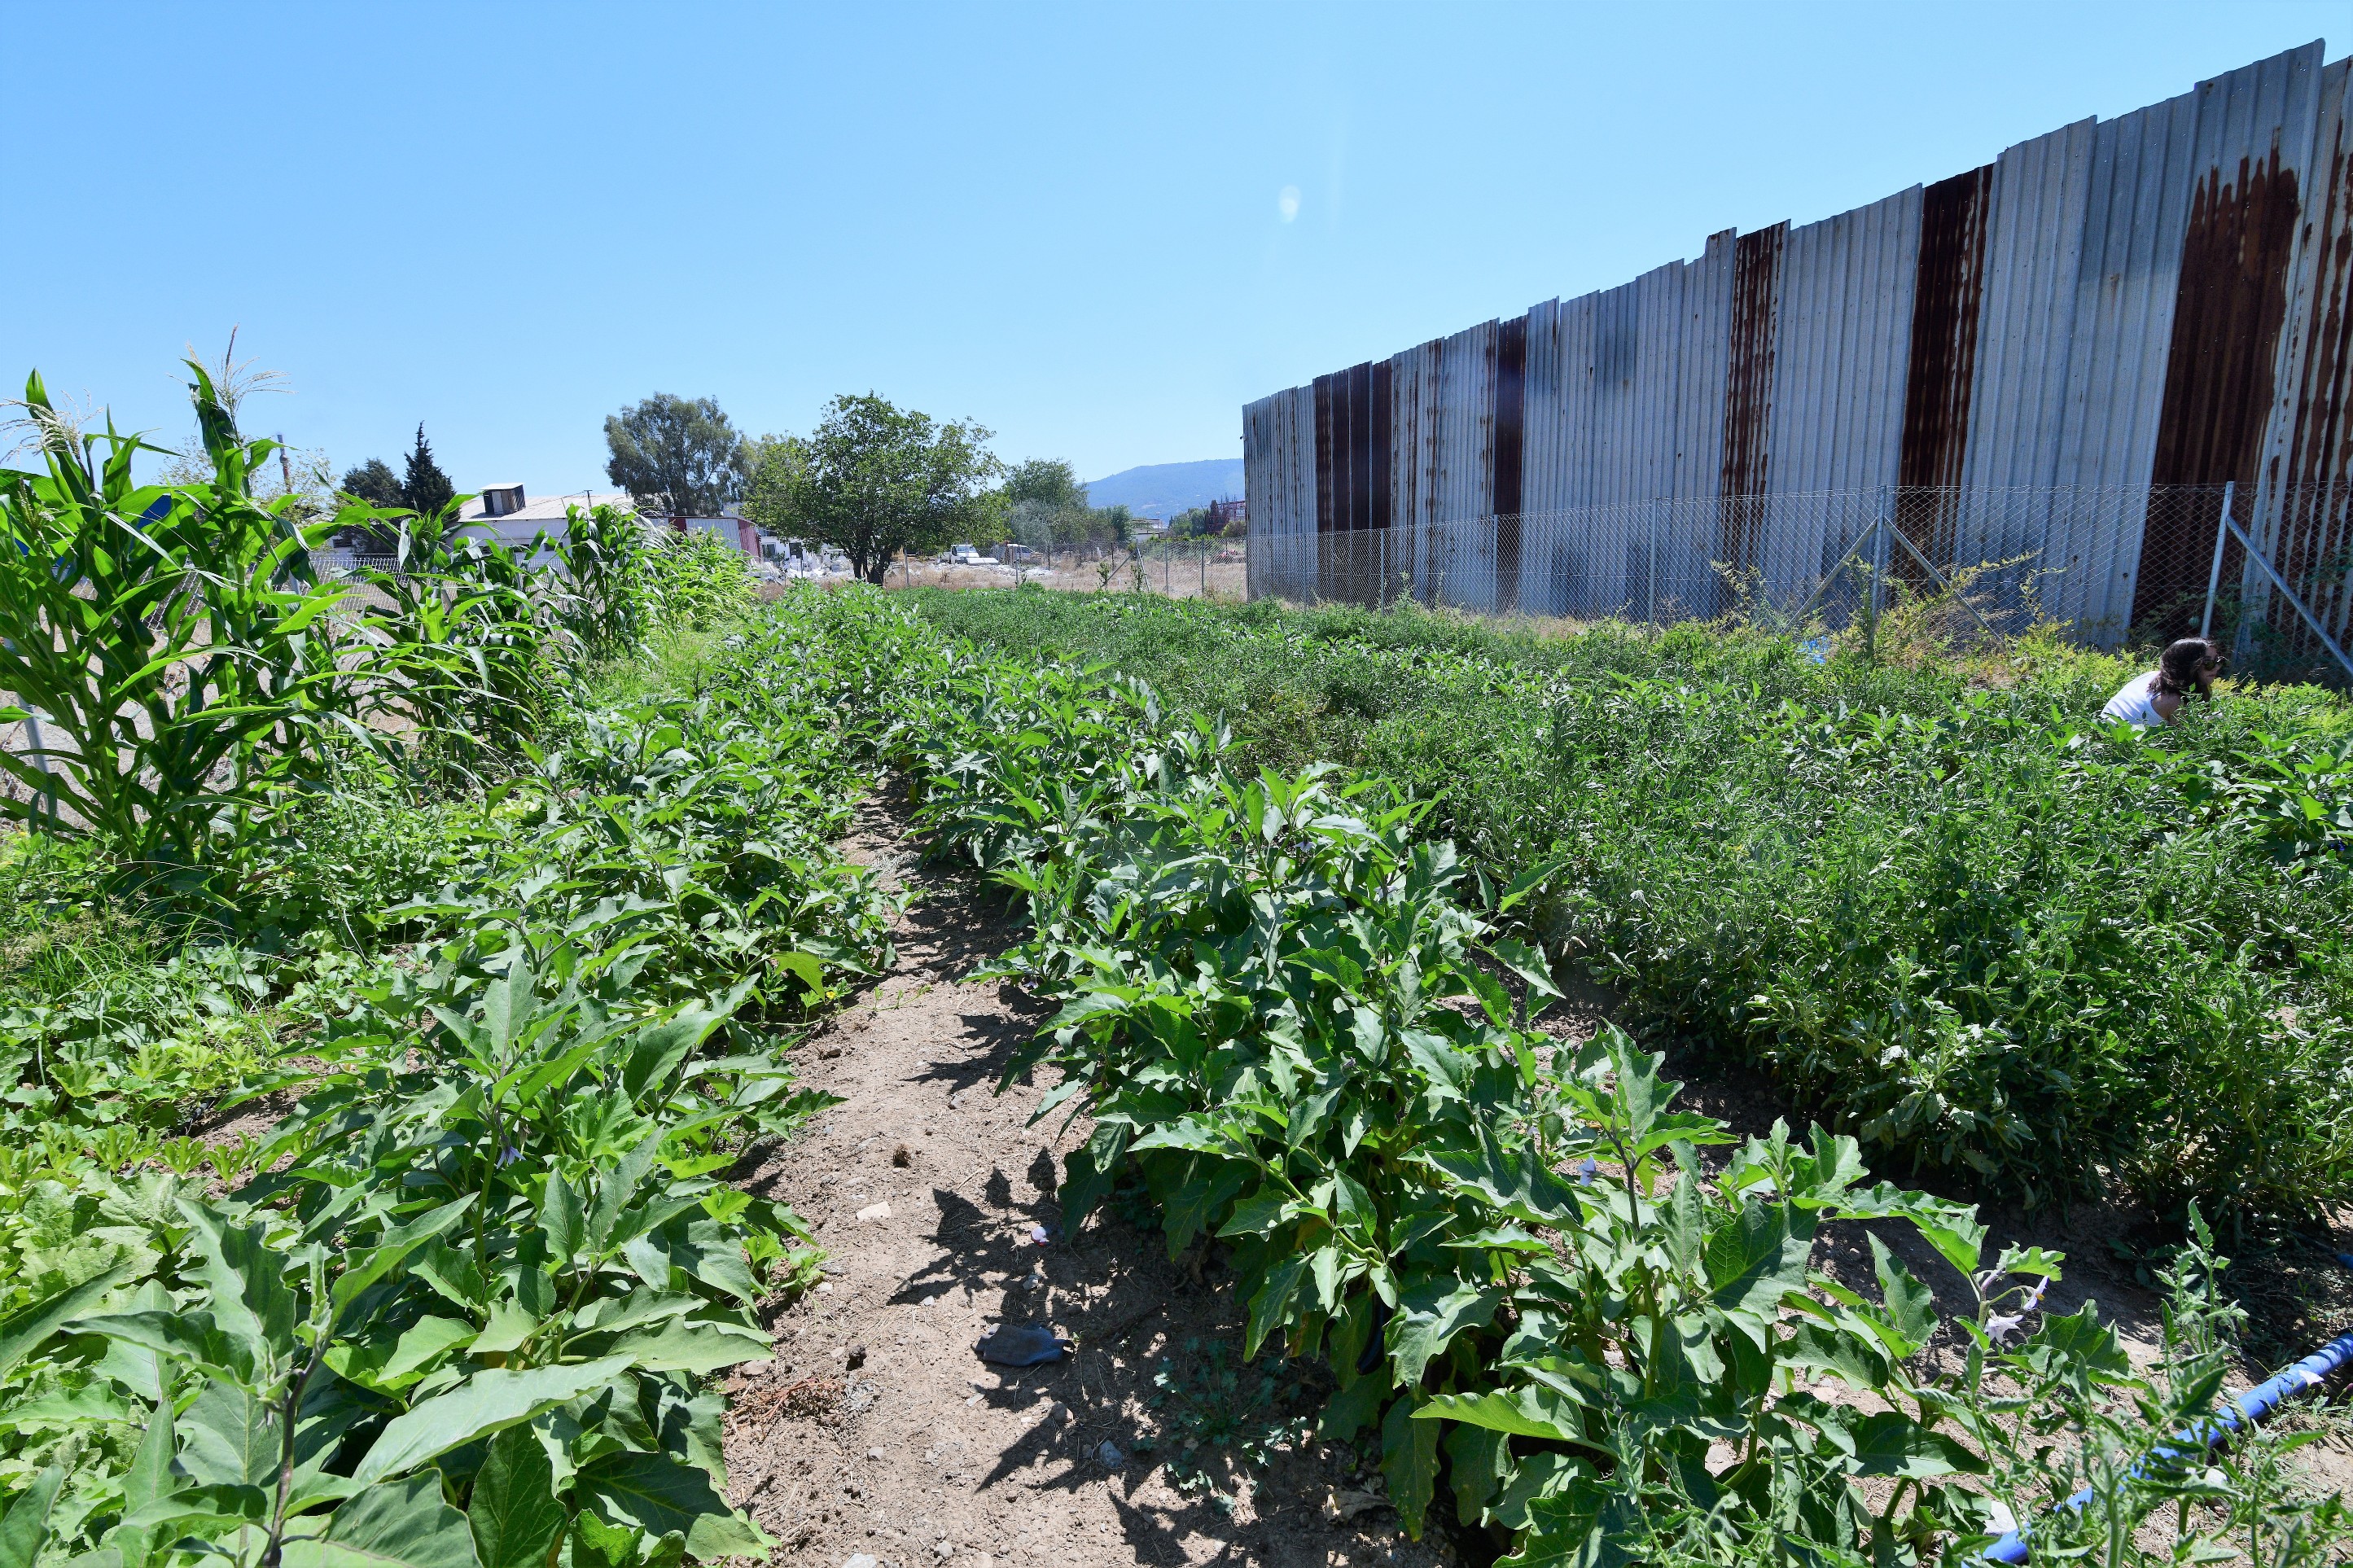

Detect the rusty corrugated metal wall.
[{"left": 1245, "top": 41, "right": 2353, "bottom": 646}]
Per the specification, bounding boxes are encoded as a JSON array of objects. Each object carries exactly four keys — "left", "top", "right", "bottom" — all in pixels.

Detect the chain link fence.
[{"left": 1245, "top": 484, "right": 2353, "bottom": 682}]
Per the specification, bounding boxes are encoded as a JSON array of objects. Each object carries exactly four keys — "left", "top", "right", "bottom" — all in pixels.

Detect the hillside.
[{"left": 1080, "top": 458, "right": 1243, "bottom": 519}]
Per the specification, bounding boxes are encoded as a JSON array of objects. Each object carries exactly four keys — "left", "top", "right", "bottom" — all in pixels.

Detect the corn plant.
[
  {"left": 353, "top": 506, "right": 566, "bottom": 775},
  {"left": 641, "top": 532, "right": 756, "bottom": 632},
  {"left": 552, "top": 504, "right": 654, "bottom": 662},
  {"left": 0, "top": 370, "right": 352, "bottom": 887}
]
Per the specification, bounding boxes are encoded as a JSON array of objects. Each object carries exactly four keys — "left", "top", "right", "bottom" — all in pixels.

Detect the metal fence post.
[
  {"left": 2215, "top": 504, "right": 2353, "bottom": 685},
  {"left": 1647, "top": 504, "right": 1659, "bottom": 627},
  {"left": 2199, "top": 480, "right": 2234, "bottom": 641}
]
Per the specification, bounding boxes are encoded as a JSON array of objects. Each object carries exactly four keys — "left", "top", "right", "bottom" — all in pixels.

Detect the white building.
[{"left": 456, "top": 484, "right": 635, "bottom": 561}]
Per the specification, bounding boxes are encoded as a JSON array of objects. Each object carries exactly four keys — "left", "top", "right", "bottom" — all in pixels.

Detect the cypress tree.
[{"left": 401, "top": 424, "right": 454, "bottom": 516}]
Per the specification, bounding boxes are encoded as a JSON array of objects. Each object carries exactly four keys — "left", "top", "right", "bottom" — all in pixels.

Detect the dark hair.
[{"left": 2155, "top": 637, "right": 2219, "bottom": 697}]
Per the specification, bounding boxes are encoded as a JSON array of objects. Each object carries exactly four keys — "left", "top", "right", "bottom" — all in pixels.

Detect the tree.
[
  {"left": 401, "top": 424, "right": 454, "bottom": 515},
  {"left": 740, "top": 433, "right": 808, "bottom": 540},
  {"left": 765, "top": 393, "right": 1000, "bottom": 584},
  {"left": 1003, "top": 458, "right": 1086, "bottom": 510},
  {"left": 341, "top": 458, "right": 403, "bottom": 507},
  {"left": 604, "top": 394, "right": 747, "bottom": 523}
]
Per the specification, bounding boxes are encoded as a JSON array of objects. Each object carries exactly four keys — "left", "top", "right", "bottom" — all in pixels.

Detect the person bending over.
[{"left": 2099, "top": 637, "right": 2220, "bottom": 727}]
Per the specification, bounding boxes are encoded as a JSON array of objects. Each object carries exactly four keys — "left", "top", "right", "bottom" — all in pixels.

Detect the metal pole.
[
  {"left": 2198, "top": 480, "right": 2235, "bottom": 641},
  {"left": 1793, "top": 516, "right": 1885, "bottom": 629},
  {"left": 2216, "top": 506, "right": 2353, "bottom": 684},
  {"left": 1647, "top": 505, "right": 1658, "bottom": 626},
  {"left": 1886, "top": 523, "right": 2007, "bottom": 647}
]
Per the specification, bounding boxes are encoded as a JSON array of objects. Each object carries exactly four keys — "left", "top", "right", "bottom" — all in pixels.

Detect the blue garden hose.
[{"left": 1980, "top": 1255, "right": 2353, "bottom": 1562}]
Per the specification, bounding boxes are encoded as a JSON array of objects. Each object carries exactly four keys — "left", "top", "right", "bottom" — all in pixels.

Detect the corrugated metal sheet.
[
  {"left": 2250, "top": 57, "right": 2353, "bottom": 649},
  {"left": 1243, "top": 42, "right": 2351, "bottom": 637}
]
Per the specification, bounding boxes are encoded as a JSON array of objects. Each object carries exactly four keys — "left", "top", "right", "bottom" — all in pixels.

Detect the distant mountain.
[{"left": 1082, "top": 459, "right": 1245, "bottom": 520}]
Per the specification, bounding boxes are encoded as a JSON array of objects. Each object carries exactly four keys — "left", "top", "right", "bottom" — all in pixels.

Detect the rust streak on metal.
[
  {"left": 1719, "top": 223, "right": 1786, "bottom": 569},
  {"left": 1898, "top": 164, "right": 1995, "bottom": 570},
  {"left": 2135, "top": 147, "right": 2302, "bottom": 629},
  {"left": 1492, "top": 313, "right": 1528, "bottom": 608},
  {"left": 2274, "top": 111, "right": 2353, "bottom": 647},
  {"left": 1312, "top": 371, "right": 1337, "bottom": 534}
]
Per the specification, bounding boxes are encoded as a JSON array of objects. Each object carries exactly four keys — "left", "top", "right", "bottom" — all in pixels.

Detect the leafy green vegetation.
[
  {"left": 0, "top": 369, "right": 867, "bottom": 1568},
  {"left": 728, "top": 586, "right": 2349, "bottom": 1568},
  {"left": 4, "top": 343, "right": 2347, "bottom": 1568},
  {"left": 905, "top": 588, "right": 2353, "bottom": 1226}
]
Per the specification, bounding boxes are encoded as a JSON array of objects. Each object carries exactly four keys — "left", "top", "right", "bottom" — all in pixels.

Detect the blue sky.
[{"left": 2, "top": 2, "right": 2341, "bottom": 496}]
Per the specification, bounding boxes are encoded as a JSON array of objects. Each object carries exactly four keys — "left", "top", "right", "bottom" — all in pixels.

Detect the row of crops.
[
  {"left": 2, "top": 357, "right": 2349, "bottom": 1568},
  {"left": 908, "top": 588, "right": 2353, "bottom": 1228},
  {"left": 744, "top": 589, "right": 2346, "bottom": 1566}
]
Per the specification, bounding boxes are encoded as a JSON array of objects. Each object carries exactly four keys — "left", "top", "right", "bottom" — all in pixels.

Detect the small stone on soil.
[{"left": 846, "top": 1343, "right": 867, "bottom": 1369}]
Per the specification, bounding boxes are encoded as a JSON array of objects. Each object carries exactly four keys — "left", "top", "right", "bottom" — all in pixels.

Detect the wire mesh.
[{"left": 1243, "top": 484, "right": 2353, "bottom": 681}]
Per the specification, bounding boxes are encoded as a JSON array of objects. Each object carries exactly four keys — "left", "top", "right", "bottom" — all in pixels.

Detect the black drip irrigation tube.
[{"left": 1980, "top": 1256, "right": 2353, "bottom": 1563}]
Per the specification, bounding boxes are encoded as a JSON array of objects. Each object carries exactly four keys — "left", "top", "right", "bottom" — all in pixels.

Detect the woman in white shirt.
[{"left": 2100, "top": 637, "right": 2221, "bottom": 727}]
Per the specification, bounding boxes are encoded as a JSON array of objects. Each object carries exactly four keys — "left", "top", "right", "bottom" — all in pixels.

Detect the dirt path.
[{"left": 721, "top": 786, "right": 1451, "bottom": 1568}]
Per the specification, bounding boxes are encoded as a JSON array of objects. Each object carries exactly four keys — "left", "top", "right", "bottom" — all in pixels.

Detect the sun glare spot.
[{"left": 1277, "top": 185, "right": 1300, "bottom": 222}]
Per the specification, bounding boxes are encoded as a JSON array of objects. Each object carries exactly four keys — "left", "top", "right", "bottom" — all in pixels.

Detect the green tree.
[
  {"left": 740, "top": 432, "right": 808, "bottom": 541},
  {"left": 340, "top": 457, "right": 403, "bottom": 507},
  {"left": 769, "top": 393, "right": 1001, "bottom": 584},
  {"left": 1003, "top": 457, "right": 1086, "bottom": 510},
  {"left": 400, "top": 423, "right": 454, "bottom": 515},
  {"left": 603, "top": 394, "right": 747, "bottom": 522}
]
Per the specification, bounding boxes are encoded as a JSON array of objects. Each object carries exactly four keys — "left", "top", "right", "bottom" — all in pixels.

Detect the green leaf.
[
  {"left": 1844, "top": 1412, "right": 1986, "bottom": 1478},
  {"left": 606, "top": 1319, "right": 770, "bottom": 1375},
  {"left": 1216, "top": 1191, "right": 1291, "bottom": 1239},
  {"left": 382, "top": 1317, "right": 480, "bottom": 1386},
  {"left": 1381, "top": 1395, "right": 1441, "bottom": 1540},
  {"left": 0, "top": 1254, "right": 140, "bottom": 1379},
  {"left": 1486, "top": 935, "right": 1562, "bottom": 1000},
  {"left": 282, "top": 1472, "right": 481, "bottom": 1568},
  {"left": 1319, "top": 1370, "right": 1391, "bottom": 1441},
  {"left": 177, "top": 1378, "right": 278, "bottom": 1487},
  {"left": 1445, "top": 1423, "right": 1510, "bottom": 1526},
  {"left": 1504, "top": 1480, "right": 1643, "bottom": 1568},
  {"left": 1388, "top": 1277, "right": 1501, "bottom": 1386},
  {"left": 1703, "top": 1202, "right": 1810, "bottom": 1329},
  {"left": 539, "top": 1175, "right": 585, "bottom": 1268},
  {"left": 1417, "top": 1384, "right": 1588, "bottom": 1443},
  {"left": 332, "top": 1198, "right": 475, "bottom": 1316},
  {"left": 178, "top": 1201, "right": 298, "bottom": 1366},
  {"left": 1869, "top": 1234, "right": 1937, "bottom": 1347},
  {"left": 356, "top": 1356, "right": 632, "bottom": 1482},
  {"left": 1418, "top": 1128, "right": 1584, "bottom": 1226},
  {"left": 0, "top": 1464, "right": 65, "bottom": 1568},
  {"left": 576, "top": 1451, "right": 766, "bottom": 1561},
  {"left": 113, "top": 1400, "right": 180, "bottom": 1568},
  {"left": 1835, "top": 1184, "right": 1985, "bottom": 1277},
  {"left": 586, "top": 1140, "right": 665, "bottom": 1258},
  {"left": 1245, "top": 1256, "right": 1309, "bottom": 1360},
  {"left": 469, "top": 1426, "right": 569, "bottom": 1568},
  {"left": 116, "top": 1483, "right": 271, "bottom": 1541}
]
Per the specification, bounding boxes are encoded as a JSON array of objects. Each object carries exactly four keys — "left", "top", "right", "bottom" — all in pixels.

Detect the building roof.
[{"left": 456, "top": 489, "right": 636, "bottom": 525}]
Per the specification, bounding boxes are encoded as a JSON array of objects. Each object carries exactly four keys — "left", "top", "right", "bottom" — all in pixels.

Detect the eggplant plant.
[{"left": 747, "top": 585, "right": 2353, "bottom": 1568}]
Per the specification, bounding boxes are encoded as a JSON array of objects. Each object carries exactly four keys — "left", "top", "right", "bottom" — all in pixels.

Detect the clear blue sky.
[{"left": 2, "top": 2, "right": 2340, "bottom": 496}]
